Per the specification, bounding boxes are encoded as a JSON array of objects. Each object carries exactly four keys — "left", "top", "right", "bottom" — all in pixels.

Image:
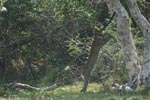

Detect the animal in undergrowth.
[{"left": 112, "top": 83, "right": 134, "bottom": 95}]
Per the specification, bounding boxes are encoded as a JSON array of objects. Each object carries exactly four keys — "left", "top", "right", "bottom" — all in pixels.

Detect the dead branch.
[{"left": 7, "top": 82, "right": 60, "bottom": 91}]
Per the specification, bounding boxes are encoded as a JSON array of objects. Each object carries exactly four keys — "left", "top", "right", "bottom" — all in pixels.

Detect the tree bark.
[
  {"left": 104, "top": 0, "right": 141, "bottom": 88},
  {"left": 80, "top": 34, "right": 111, "bottom": 92},
  {"left": 126, "top": 0, "right": 150, "bottom": 87}
]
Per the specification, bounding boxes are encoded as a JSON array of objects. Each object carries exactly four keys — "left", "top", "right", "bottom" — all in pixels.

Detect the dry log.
[{"left": 7, "top": 82, "right": 60, "bottom": 91}]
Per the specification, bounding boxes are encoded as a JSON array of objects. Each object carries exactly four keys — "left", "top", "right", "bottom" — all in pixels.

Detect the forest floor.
[{"left": 0, "top": 82, "right": 150, "bottom": 100}]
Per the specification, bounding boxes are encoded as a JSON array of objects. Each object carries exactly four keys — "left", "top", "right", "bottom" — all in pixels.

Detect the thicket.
[{"left": 0, "top": 0, "right": 149, "bottom": 86}]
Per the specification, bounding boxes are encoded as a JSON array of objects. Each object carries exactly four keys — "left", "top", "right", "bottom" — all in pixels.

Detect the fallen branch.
[{"left": 7, "top": 82, "right": 60, "bottom": 91}]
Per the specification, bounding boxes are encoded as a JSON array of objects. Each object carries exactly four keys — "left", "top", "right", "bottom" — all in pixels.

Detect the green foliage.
[
  {"left": 0, "top": 0, "right": 7, "bottom": 8},
  {"left": 0, "top": 0, "right": 149, "bottom": 95}
]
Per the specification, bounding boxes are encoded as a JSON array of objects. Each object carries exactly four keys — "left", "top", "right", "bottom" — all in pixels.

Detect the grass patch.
[{"left": 0, "top": 82, "right": 150, "bottom": 100}]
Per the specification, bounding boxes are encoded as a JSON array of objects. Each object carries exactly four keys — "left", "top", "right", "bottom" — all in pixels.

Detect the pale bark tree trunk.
[
  {"left": 104, "top": 0, "right": 141, "bottom": 88},
  {"left": 126, "top": 0, "right": 150, "bottom": 87}
]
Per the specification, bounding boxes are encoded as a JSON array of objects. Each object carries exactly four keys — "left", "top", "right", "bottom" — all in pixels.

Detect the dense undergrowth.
[{"left": 0, "top": 82, "right": 150, "bottom": 100}]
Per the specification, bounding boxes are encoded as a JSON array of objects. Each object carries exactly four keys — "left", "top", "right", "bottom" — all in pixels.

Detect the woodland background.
[{"left": 0, "top": 0, "right": 150, "bottom": 100}]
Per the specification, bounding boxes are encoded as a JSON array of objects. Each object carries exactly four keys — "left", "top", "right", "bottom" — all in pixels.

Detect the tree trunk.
[
  {"left": 126, "top": 0, "right": 150, "bottom": 87},
  {"left": 104, "top": 0, "right": 141, "bottom": 88},
  {"left": 80, "top": 34, "right": 111, "bottom": 92}
]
